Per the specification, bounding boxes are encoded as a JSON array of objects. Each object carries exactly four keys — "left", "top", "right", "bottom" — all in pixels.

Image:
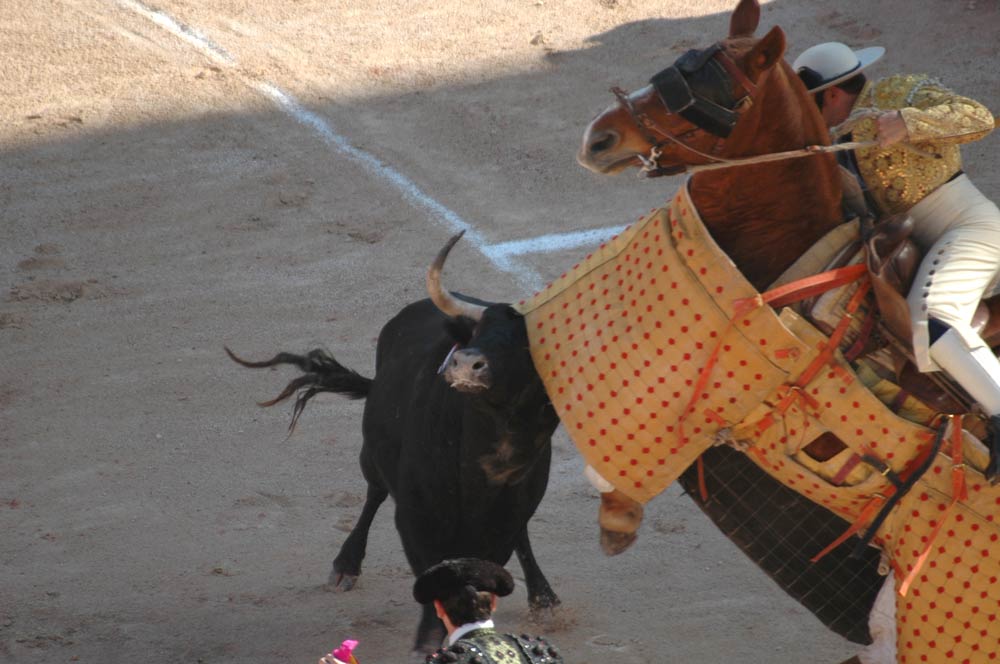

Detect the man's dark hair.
[
  {"left": 439, "top": 585, "right": 494, "bottom": 626},
  {"left": 800, "top": 72, "right": 867, "bottom": 110}
]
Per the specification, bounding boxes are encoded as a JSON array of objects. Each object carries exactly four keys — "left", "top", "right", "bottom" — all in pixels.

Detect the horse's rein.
[
  {"left": 617, "top": 113, "right": 949, "bottom": 177},
  {"left": 610, "top": 86, "right": 715, "bottom": 174},
  {"left": 682, "top": 131, "right": 980, "bottom": 174},
  {"left": 612, "top": 45, "right": 985, "bottom": 177},
  {"left": 682, "top": 139, "right": 880, "bottom": 174}
]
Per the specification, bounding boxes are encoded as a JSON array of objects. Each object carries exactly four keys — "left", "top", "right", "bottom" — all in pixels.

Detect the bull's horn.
[{"left": 426, "top": 231, "right": 487, "bottom": 321}]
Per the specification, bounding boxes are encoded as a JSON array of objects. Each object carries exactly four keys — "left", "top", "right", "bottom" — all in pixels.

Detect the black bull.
[
  {"left": 227, "top": 234, "right": 560, "bottom": 652},
  {"left": 230, "top": 234, "right": 884, "bottom": 651}
]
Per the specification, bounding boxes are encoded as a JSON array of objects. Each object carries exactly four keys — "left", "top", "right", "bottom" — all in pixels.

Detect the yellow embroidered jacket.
[{"left": 849, "top": 74, "right": 994, "bottom": 216}]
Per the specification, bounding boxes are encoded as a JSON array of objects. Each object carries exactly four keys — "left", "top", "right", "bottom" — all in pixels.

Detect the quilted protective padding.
[
  {"left": 515, "top": 184, "right": 1000, "bottom": 663},
  {"left": 515, "top": 185, "right": 817, "bottom": 504}
]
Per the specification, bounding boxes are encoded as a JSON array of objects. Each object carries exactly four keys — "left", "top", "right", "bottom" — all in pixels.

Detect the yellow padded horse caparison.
[{"left": 514, "top": 183, "right": 1000, "bottom": 663}]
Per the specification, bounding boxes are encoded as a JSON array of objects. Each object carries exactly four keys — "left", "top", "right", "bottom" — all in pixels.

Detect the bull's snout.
[{"left": 444, "top": 348, "right": 492, "bottom": 393}]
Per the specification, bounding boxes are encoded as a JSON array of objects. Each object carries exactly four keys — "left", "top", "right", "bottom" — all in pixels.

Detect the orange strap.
[
  {"left": 679, "top": 264, "right": 870, "bottom": 500},
  {"left": 696, "top": 456, "right": 708, "bottom": 503},
  {"left": 898, "top": 416, "right": 968, "bottom": 596},
  {"left": 810, "top": 423, "right": 942, "bottom": 565},
  {"left": 732, "top": 263, "right": 869, "bottom": 312},
  {"left": 790, "top": 278, "right": 871, "bottom": 390},
  {"left": 810, "top": 495, "right": 886, "bottom": 563},
  {"left": 678, "top": 264, "right": 869, "bottom": 447}
]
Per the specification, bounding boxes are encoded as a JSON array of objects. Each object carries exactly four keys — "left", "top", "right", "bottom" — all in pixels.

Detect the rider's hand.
[{"left": 876, "top": 111, "right": 908, "bottom": 147}]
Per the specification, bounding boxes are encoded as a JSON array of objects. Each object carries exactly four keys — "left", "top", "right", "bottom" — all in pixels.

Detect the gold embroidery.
[
  {"left": 851, "top": 74, "right": 994, "bottom": 215},
  {"left": 479, "top": 634, "right": 523, "bottom": 663}
]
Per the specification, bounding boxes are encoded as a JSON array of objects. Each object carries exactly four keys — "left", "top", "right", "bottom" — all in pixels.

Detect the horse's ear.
[
  {"left": 728, "top": 0, "right": 760, "bottom": 38},
  {"left": 744, "top": 25, "right": 786, "bottom": 80}
]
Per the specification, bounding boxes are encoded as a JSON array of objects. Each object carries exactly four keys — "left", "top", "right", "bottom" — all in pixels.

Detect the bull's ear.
[
  {"left": 728, "top": 0, "right": 760, "bottom": 38},
  {"left": 444, "top": 316, "right": 477, "bottom": 346},
  {"left": 744, "top": 25, "right": 785, "bottom": 81}
]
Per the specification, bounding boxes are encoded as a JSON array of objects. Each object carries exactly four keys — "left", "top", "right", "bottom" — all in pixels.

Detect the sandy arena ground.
[{"left": 3, "top": 1, "right": 998, "bottom": 662}]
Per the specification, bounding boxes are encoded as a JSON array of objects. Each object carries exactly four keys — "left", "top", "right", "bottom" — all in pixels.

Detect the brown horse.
[
  {"left": 579, "top": 1, "right": 842, "bottom": 291},
  {"left": 577, "top": 0, "right": 883, "bottom": 658}
]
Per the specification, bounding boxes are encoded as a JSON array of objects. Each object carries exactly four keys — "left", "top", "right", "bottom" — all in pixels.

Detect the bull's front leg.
[
  {"left": 413, "top": 601, "right": 447, "bottom": 657},
  {"left": 329, "top": 483, "right": 388, "bottom": 590},
  {"left": 514, "top": 526, "right": 560, "bottom": 613}
]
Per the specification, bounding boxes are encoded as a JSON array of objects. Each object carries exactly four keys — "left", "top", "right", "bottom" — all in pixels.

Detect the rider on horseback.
[{"left": 793, "top": 41, "right": 1000, "bottom": 483}]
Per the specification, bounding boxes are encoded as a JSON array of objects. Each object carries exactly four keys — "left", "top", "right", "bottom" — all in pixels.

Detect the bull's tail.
[{"left": 225, "top": 347, "right": 372, "bottom": 432}]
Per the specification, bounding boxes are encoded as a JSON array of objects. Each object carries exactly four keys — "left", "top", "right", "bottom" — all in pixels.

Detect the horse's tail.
[{"left": 225, "top": 347, "right": 372, "bottom": 432}]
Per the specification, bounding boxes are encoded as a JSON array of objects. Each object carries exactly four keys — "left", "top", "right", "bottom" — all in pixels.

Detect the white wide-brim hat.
[{"left": 792, "top": 42, "right": 885, "bottom": 92}]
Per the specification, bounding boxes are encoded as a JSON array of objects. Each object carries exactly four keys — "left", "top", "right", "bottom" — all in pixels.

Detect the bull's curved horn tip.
[
  {"left": 427, "top": 232, "right": 486, "bottom": 321},
  {"left": 442, "top": 231, "right": 466, "bottom": 252}
]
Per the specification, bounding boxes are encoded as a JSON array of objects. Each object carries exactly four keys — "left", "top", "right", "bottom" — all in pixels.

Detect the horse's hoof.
[
  {"left": 600, "top": 527, "right": 637, "bottom": 556},
  {"left": 598, "top": 489, "right": 644, "bottom": 532}
]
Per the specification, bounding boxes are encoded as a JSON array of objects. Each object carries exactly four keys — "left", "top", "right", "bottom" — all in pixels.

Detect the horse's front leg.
[
  {"left": 598, "top": 488, "right": 644, "bottom": 555},
  {"left": 585, "top": 464, "right": 644, "bottom": 555}
]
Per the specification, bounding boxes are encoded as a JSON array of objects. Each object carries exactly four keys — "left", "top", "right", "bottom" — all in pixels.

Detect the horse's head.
[{"left": 577, "top": 0, "right": 792, "bottom": 177}]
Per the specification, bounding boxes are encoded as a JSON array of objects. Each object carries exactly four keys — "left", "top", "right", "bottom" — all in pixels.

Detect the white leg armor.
[
  {"left": 928, "top": 327, "right": 1000, "bottom": 416},
  {"left": 905, "top": 174, "right": 1000, "bottom": 373}
]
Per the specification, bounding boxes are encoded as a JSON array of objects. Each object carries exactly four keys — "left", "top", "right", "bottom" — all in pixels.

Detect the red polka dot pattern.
[
  {"left": 515, "top": 186, "right": 814, "bottom": 503},
  {"left": 885, "top": 465, "right": 1000, "bottom": 662},
  {"left": 515, "top": 186, "right": 1000, "bottom": 661},
  {"left": 747, "top": 301, "right": 1000, "bottom": 662}
]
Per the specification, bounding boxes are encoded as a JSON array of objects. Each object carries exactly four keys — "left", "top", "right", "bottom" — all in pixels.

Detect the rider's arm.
[{"left": 899, "top": 79, "right": 994, "bottom": 145}]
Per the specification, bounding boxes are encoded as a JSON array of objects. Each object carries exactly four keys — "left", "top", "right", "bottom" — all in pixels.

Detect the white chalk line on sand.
[
  {"left": 487, "top": 225, "right": 629, "bottom": 260},
  {"left": 118, "top": 0, "right": 624, "bottom": 293}
]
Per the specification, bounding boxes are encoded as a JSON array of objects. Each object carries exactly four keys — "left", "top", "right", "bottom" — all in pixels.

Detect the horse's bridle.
[{"left": 611, "top": 43, "right": 759, "bottom": 177}]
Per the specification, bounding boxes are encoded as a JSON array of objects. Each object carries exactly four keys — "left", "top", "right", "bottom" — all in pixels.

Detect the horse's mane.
[
  {"left": 688, "top": 35, "right": 844, "bottom": 288},
  {"left": 718, "top": 35, "right": 832, "bottom": 151}
]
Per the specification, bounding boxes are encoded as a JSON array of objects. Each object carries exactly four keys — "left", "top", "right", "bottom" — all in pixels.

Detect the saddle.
[{"left": 803, "top": 212, "right": 1000, "bottom": 419}]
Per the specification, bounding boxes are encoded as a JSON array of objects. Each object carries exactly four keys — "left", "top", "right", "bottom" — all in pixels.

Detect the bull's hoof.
[
  {"left": 527, "top": 600, "right": 563, "bottom": 627},
  {"left": 529, "top": 593, "right": 561, "bottom": 610},
  {"left": 327, "top": 570, "right": 359, "bottom": 592},
  {"left": 528, "top": 591, "right": 561, "bottom": 612},
  {"left": 410, "top": 649, "right": 434, "bottom": 663},
  {"left": 600, "top": 527, "right": 638, "bottom": 556},
  {"left": 414, "top": 630, "right": 445, "bottom": 658}
]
